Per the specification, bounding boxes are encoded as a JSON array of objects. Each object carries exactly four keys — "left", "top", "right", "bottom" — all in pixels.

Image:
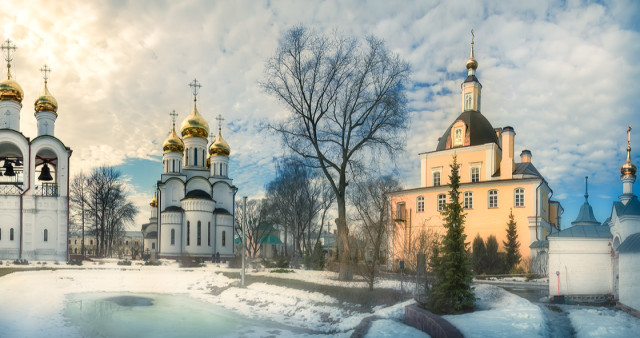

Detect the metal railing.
[
  {"left": 0, "top": 183, "right": 23, "bottom": 195},
  {"left": 38, "top": 183, "right": 58, "bottom": 197}
]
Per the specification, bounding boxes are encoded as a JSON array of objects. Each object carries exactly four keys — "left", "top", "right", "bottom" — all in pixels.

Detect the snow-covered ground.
[{"left": 0, "top": 260, "right": 639, "bottom": 337}]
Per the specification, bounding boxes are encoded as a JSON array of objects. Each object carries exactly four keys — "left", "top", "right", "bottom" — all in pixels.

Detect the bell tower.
[{"left": 461, "top": 30, "right": 482, "bottom": 113}]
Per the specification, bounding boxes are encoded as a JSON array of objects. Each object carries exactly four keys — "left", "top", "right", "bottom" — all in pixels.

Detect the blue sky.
[{"left": 2, "top": 0, "right": 639, "bottom": 228}]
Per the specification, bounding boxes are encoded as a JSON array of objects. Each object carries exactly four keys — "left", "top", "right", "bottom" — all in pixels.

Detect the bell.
[
  {"left": 38, "top": 163, "right": 53, "bottom": 181},
  {"left": 4, "top": 162, "right": 15, "bottom": 176}
]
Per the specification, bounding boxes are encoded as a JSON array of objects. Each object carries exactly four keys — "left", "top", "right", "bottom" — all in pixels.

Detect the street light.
[{"left": 242, "top": 196, "right": 247, "bottom": 287}]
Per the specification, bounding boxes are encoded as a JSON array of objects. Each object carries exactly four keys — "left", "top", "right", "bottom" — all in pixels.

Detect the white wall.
[{"left": 619, "top": 251, "right": 640, "bottom": 311}]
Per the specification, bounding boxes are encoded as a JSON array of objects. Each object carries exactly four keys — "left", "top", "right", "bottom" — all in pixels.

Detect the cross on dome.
[
  {"left": 1, "top": 39, "right": 17, "bottom": 76},
  {"left": 169, "top": 109, "right": 178, "bottom": 128},
  {"left": 216, "top": 114, "right": 225, "bottom": 132},
  {"left": 209, "top": 132, "right": 215, "bottom": 143},
  {"left": 189, "top": 78, "right": 202, "bottom": 102},
  {"left": 40, "top": 64, "right": 51, "bottom": 84},
  {"left": 627, "top": 125, "right": 632, "bottom": 151}
]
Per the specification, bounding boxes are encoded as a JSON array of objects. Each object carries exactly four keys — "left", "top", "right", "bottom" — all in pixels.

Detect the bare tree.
[
  {"left": 69, "top": 172, "right": 89, "bottom": 256},
  {"left": 351, "top": 175, "right": 401, "bottom": 290},
  {"left": 70, "top": 166, "right": 138, "bottom": 257},
  {"left": 263, "top": 26, "right": 410, "bottom": 280},
  {"left": 234, "top": 198, "right": 269, "bottom": 257}
]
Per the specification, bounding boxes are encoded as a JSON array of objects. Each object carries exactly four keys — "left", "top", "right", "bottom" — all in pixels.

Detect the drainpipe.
[
  {"left": 19, "top": 143, "right": 31, "bottom": 259},
  {"left": 535, "top": 180, "right": 543, "bottom": 241}
]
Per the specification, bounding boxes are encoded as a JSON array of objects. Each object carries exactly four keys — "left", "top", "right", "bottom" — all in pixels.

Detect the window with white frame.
[
  {"left": 463, "top": 191, "right": 473, "bottom": 209},
  {"left": 437, "top": 194, "right": 446, "bottom": 211},
  {"left": 454, "top": 128, "right": 463, "bottom": 146},
  {"left": 433, "top": 171, "right": 441, "bottom": 186},
  {"left": 488, "top": 189, "right": 498, "bottom": 208},
  {"left": 417, "top": 196, "right": 425, "bottom": 212},
  {"left": 515, "top": 188, "right": 525, "bottom": 207},
  {"left": 471, "top": 166, "right": 480, "bottom": 183}
]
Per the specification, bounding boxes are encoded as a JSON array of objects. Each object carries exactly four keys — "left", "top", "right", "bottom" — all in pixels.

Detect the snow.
[{"left": 1, "top": 261, "right": 639, "bottom": 337}]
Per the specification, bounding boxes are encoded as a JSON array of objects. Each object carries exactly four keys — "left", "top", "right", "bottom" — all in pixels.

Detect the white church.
[
  {"left": 0, "top": 39, "right": 71, "bottom": 261},
  {"left": 141, "top": 79, "right": 237, "bottom": 259},
  {"left": 548, "top": 126, "right": 640, "bottom": 314}
]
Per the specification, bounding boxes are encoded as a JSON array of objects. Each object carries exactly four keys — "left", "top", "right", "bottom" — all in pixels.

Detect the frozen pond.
[{"left": 64, "top": 292, "right": 311, "bottom": 337}]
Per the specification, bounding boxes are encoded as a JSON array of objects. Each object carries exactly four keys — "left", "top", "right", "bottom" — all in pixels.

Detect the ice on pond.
[{"left": 64, "top": 292, "right": 310, "bottom": 338}]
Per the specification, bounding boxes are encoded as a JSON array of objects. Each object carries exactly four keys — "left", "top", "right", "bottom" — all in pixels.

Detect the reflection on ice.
[{"left": 63, "top": 292, "right": 304, "bottom": 338}]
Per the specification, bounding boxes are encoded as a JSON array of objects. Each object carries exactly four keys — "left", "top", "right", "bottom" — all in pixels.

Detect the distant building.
[
  {"left": 234, "top": 222, "right": 283, "bottom": 258},
  {"left": 68, "top": 231, "right": 142, "bottom": 259},
  {"left": 388, "top": 36, "right": 561, "bottom": 270},
  {"left": 548, "top": 126, "right": 640, "bottom": 314},
  {"left": 0, "top": 39, "right": 71, "bottom": 261},
  {"left": 141, "top": 79, "right": 237, "bottom": 260}
]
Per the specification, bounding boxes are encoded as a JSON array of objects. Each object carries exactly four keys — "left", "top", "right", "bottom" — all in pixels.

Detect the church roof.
[
  {"left": 144, "top": 231, "right": 157, "bottom": 239},
  {"left": 213, "top": 207, "right": 231, "bottom": 215},
  {"left": 435, "top": 111, "right": 499, "bottom": 151},
  {"left": 529, "top": 240, "right": 548, "bottom": 249},
  {"left": 618, "top": 233, "right": 640, "bottom": 253},
  {"left": 258, "top": 234, "right": 282, "bottom": 245},
  {"left": 572, "top": 200, "right": 600, "bottom": 226},
  {"left": 548, "top": 225, "right": 611, "bottom": 239},
  {"left": 463, "top": 74, "right": 479, "bottom": 83},
  {"left": 163, "top": 205, "right": 184, "bottom": 212},
  {"left": 183, "top": 189, "right": 212, "bottom": 200},
  {"left": 513, "top": 162, "right": 542, "bottom": 177},
  {"left": 612, "top": 196, "right": 640, "bottom": 217}
]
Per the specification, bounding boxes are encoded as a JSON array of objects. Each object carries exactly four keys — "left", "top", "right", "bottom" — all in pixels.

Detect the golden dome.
[
  {"left": 162, "top": 125, "right": 185, "bottom": 153},
  {"left": 180, "top": 102, "right": 209, "bottom": 139},
  {"left": 621, "top": 149, "right": 637, "bottom": 177},
  {"left": 209, "top": 129, "right": 230, "bottom": 157},
  {"left": 466, "top": 57, "right": 478, "bottom": 70},
  {"left": 34, "top": 83, "right": 58, "bottom": 114},
  {"left": 150, "top": 192, "right": 158, "bottom": 207},
  {"left": 0, "top": 73, "right": 23, "bottom": 103}
]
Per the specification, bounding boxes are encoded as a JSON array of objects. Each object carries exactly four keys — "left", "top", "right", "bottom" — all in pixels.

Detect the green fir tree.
[
  {"left": 427, "top": 155, "right": 474, "bottom": 314},
  {"left": 503, "top": 209, "right": 521, "bottom": 272},
  {"left": 472, "top": 234, "right": 486, "bottom": 275}
]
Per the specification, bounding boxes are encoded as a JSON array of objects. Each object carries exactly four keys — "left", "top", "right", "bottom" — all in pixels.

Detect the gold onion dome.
[
  {"left": 209, "top": 130, "right": 230, "bottom": 157},
  {"left": 0, "top": 72, "right": 23, "bottom": 103},
  {"left": 621, "top": 152, "right": 637, "bottom": 177},
  {"left": 163, "top": 126, "right": 185, "bottom": 153},
  {"left": 180, "top": 103, "right": 209, "bottom": 139},
  {"left": 150, "top": 192, "right": 158, "bottom": 207},
  {"left": 34, "top": 83, "right": 58, "bottom": 114}
]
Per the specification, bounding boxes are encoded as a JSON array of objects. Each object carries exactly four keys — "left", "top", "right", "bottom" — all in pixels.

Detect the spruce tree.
[
  {"left": 427, "top": 155, "right": 474, "bottom": 314},
  {"left": 485, "top": 235, "right": 502, "bottom": 274},
  {"left": 472, "top": 234, "right": 486, "bottom": 275},
  {"left": 503, "top": 209, "right": 521, "bottom": 272}
]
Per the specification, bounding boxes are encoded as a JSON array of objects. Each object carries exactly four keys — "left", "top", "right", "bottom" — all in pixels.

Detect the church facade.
[
  {"left": 141, "top": 80, "right": 237, "bottom": 259},
  {"left": 389, "top": 38, "right": 562, "bottom": 270},
  {"left": 0, "top": 40, "right": 71, "bottom": 261}
]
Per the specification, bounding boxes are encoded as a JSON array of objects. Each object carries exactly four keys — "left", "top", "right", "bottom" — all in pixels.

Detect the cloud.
[{"left": 2, "top": 0, "right": 638, "bottom": 228}]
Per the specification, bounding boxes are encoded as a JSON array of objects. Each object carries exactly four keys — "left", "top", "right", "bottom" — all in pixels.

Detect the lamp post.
[{"left": 242, "top": 196, "right": 247, "bottom": 287}]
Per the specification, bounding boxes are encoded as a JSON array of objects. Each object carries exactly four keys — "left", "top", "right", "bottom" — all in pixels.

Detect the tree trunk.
[{"left": 336, "top": 193, "right": 353, "bottom": 281}]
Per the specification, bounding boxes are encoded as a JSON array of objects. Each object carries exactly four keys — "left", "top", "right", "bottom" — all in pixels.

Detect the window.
[
  {"left": 172, "top": 160, "right": 175, "bottom": 172},
  {"left": 90, "top": 240, "right": 93, "bottom": 245},
  {"left": 396, "top": 202, "right": 406, "bottom": 220},
  {"left": 74, "top": 248, "right": 77, "bottom": 254},
  {"left": 10, "top": 228, "right": 14, "bottom": 241},
  {"left": 187, "top": 221, "right": 191, "bottom": 246},
  {"left": 126, "top": 241, "right": 129, "bottom": 245},
  {"left": 186, "top": 150, "right": 189, "bottom": 167},
  {"left": 222, "top": 231, "right": 226, "bottom": 247},
  {"left": 488, "top": 190, "right": 498, "bottom": 208},
  {"left": 417, "top": 196, "right": 425, "bottom": 212},
  {"left": 437, "top": 194, "right": 446, "bottom": 211},
  {"left": 197, "top": 221, "right": 202, "bottom": 246},
  {"left": 74, "top": 239, "right": 77, "bottom": 244},
  {"left": 208, "top": 222, "right": 211, "bottom": 246},
  {"left": 454, "top": 128, "right": 463, "bottom": 146},
  {"left": 171, "top": 229, "right": 175, "bottom": 245},
  {"left": 515, "top": 188, "right": 525, "bottom": 207},
  {"left": 194, "top": 148, "right": 198, "bottom": 166},
  {"left": 471, "top": 167, "right": 480, "bottom": 183},
  {"left": 463, "top": 191, "right": 473, "bottom": 209},
  {"left": 433, "top": 171, "right": 441, "bottom": 186},
  {"left": 152, "top": 242, "right": 156, "bottom": 249},
  {"left": 44, "top": 229, "right": 48, "bottom": 242},
  {"left": 0, "top": 228, "right": 2, "bottom": 241},
  {"left": 464, "top": 93, "right": 472, "bottom": 110}
]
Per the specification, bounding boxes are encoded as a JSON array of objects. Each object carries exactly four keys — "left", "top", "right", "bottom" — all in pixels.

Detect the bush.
[
  {"left": 67, "top": 259, "right": 82, "bottom": 266},
  {"left": 178, "top": 255, "right": 204, "bottom": 268},
  {"left": 117, "top": 260, "right": 132, "bottom": 266},
  {"left": 262, "top": 256, "right": 290, "bottom": 269},
  {"left": 270, "top": 268, "right": 294, "bottom": 273},
  {"left": 13, "top": 259, "right": 28, "bottom": 265},
  {"left": 144, "top": 260, "right": 162, "bottom": 266}
]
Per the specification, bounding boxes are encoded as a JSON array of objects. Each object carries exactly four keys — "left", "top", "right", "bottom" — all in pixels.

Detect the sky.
[{"left": 2, "top": 0, "right": 639, "bottom": 229}]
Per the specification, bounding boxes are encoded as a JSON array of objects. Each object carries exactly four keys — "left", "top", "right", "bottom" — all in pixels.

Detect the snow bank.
[
  {"left": 568, "top": 307, "right": 640, "bottom": 338},
  {"left": 443, "top": 284, "right": 546, "bottom": 338}
]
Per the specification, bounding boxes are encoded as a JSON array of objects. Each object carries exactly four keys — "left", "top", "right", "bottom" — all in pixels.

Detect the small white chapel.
[{"left": 0, "top": 39, "right": 72, "bottom": 261}]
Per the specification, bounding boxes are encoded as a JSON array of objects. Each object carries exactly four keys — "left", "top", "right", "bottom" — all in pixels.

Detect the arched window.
[
  {"left": 416, "top": 196, "right": 425, "bottom": 212},
  {"left": 44, "top": 229, "right": 48, "bottom": 242},
  {"left": 437, "top": 194, "right": 446, "bottom": 211},
  {"left": 152, "top": 242, "right": 156, "bottom": 249},
  {"left": 74, "top": 248, "right": 77, "bottom": 254},
  {"left": 185, "top": 150, "right": 189, "bottom": 167},
  {"left": 171, "top": 229, "right": 175, "bottom": 245},
  {"left": 90, "top": 239, "right": 93, "bottom": 245},
  {"left": 194, "top": 148, "right": 198, "bottom": 166},
  {"left": 74, "top": 239, "right": 77, "bottom": 244},
  {"left": 463, "top": 191, "right": 473, "bottom": 209},
  {"left": 10, "top": 228, "right": 14, "bottom": 241},
  {"left": 515, "top": 188, "right": 525, "bottom": 207},
  {"left": 222, "top": 231, "right": 226, "bottom": 247},
  {"left": 187, "top": 221, "right": 191, "bottom": 246},
  {"left": 488, "top": 190, "right": 498, "bottom": 208},
  {"left": 172, "top": 160, "right": 175, "bottom": 172},
  {"left": 433, "top": 171, "right": 441, "bottom": 186},
  {"left": 197, "top": 221, "right": 202, "bottom": 246},
  {"left": 0, "top": 228, "right": 2, "bottom": 240},
  {"left": 126, "top": 240, "right": 129, "bottom": 245},
  {"left": 454, "top": 128, "right": 463, "bottom": 146},
  {"left": 208, "top": 222, "right": 211, "bottom": 246}
]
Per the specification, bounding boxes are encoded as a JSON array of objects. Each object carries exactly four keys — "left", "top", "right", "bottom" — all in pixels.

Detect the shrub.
[
  {"left": 13, "top": 259, "right": 29, "bottom": 265},
  {"left": 262, "top": 256, "right": 290, "bottom": 269},
  {"left": 144, "top": 260, "right": 162, "bottom": 266},
  {"left": 67, "top": 259, "right": 82, "bottom": 266},
  {"left": 270, "top": 268, "right": 294, "bottom": 273},
  {"left": 117, "top": 260, "right": 132, "bottom": 266}
]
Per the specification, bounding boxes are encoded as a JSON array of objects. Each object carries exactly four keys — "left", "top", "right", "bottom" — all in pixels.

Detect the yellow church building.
[{"left": 389, "top": 38, "right": 562, "bottom": 271}]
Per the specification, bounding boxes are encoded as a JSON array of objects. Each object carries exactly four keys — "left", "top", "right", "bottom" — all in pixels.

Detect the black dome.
[{"left": 435, "top": 111, "right": 499, "bottom": 151}]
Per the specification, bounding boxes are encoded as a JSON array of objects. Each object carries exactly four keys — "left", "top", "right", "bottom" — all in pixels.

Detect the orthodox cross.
[
  {"left": 628, "top": 125, "right": 632, "bottom": 149},
  {"left": 1, "top": 39, "right": 17, "bottom": 75},
  {"left": 209, "top": 132, "right": 215, "bottom": 143},
  {"left": 216, "top": 114, "right": 225, "bottom": 132},
  {"left": 189, "top": 78, "right": 202, "bottom": 102},
  {"left": 471, "top": 29, "right": 474, "bottom": 44},
  {"left": 169, "top": 110, "right": 178, "bottom": 129},
  {"left": 40, "top": 64, "right": 51, "bottom": 84}
]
